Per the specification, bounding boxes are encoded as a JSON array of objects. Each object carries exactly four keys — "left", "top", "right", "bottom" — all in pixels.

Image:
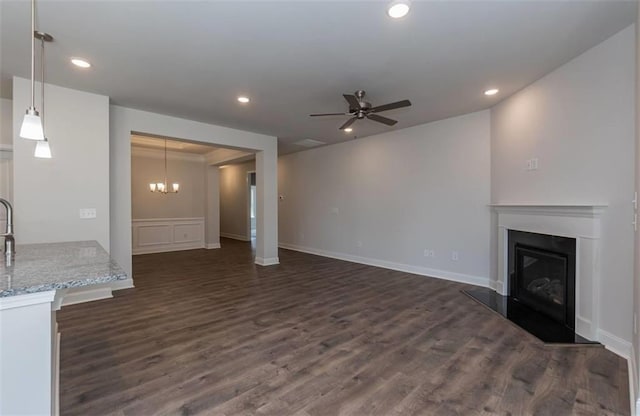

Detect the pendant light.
[
  {"left": 19, "top": 0, "right": 44, "bottom": 141},
  {"left": 34, "top": 31, "right": 53, "bottom": 158},
  {"left": 149, "top": 139, "right": 179, "bottom": 194}
]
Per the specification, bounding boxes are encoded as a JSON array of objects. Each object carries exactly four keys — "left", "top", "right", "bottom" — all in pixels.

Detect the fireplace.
[{"left": 508, "top": 230, "right": 576, "bottom": 329}]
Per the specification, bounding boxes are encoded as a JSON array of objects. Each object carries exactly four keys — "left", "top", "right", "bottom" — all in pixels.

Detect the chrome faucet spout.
[{"left": 0, "top": 198, "right": 14, "bottom": 261}]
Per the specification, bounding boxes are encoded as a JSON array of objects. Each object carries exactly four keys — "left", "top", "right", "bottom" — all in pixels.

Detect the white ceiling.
[{"left": 1, "top": 1, "right": 636, "bottom": 154}]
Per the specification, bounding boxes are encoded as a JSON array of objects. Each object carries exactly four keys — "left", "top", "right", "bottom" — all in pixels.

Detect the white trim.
[
  {"left": 597, "top": 328, "right": 632, "bottom": 359},
  {"left": 132, "top": 217, "right": 205, "bottom": 223},
  {"left": 628, "top": 345, "right": 637, "bottom": 416},
  {"left": 279, "top": 243, "right": 490, "bottom": 288},
  {"left": 60, "top": 287, "right": 113, "bottom": 307},
  {"left": 132, "top": 217, "right": 205, "bottom": 255},
  {"left": 255, "top": 256, "right": 280, "bottom": 266},
  {"left": 0, "top": 290, "right": 56, "bottom": 310},
  {"left": 111, "top": 279, "right": 135, "bottom": 291},
  {"left": 131, "top": 146, "right": 206, "bottom": 162},
  {"left": 220, "top": 232, "right": 251, "bottom": 242},
  {"left": 206, "top": 243, "right": 221, "bottom": 249},
  {"left": 490, "top": 204, "right": 607, "bottom": 218}
]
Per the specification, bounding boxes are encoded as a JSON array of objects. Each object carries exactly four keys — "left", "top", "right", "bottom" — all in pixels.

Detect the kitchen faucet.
[{"left": 0, "top": 198, "right": 14, "bottom": 262}]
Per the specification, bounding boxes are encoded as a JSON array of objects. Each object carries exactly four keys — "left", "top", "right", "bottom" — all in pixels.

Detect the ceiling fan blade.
[
  {"left": 367, "top": 114, "right": 397, "bottom": 126},
  {"left": 343, "top": 94, "right": 361, "bottom": 110},
  {"left": 309, "top": 113, "right": 349, "bottom": 117},
  {"left": 339, "top": 117, "right": 358, "bottom": 130},
  {"left": 371, "top": 99, "right": 412, "bottom": 113}
]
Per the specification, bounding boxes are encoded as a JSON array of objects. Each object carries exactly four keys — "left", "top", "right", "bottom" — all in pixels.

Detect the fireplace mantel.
[
  {"left": 490, "top": 204, "right": 608, "bottom": 218},
  {"left": 492, "top": 203, "right": 608, "bottom": 342}
]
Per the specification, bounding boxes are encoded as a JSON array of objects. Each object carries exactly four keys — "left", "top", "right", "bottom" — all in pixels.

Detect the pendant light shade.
[
  {"left": 20, "top": 0, "right": 45, "bottom": 141},
  {"left": 20, "top": 109, "right": 44, "bottom": 140},
  {"left": 34, "top": 138, "right": 51, "bottom": 158}
]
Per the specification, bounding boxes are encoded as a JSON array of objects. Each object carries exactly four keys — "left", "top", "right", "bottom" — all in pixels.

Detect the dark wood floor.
[{"left": 58, "top": 238, "right": 630, "bottom": 415}]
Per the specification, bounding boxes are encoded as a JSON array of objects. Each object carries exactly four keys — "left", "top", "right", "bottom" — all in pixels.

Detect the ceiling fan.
[{"left": 310, "top": 90, "right": 412, "bottom": 130}]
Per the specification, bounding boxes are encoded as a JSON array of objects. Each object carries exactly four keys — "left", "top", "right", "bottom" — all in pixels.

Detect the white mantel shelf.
[{"left": 490, "top": 204, "right": 608, "bottom": 218}]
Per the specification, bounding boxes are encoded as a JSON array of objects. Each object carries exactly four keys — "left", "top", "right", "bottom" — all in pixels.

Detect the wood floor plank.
[{"left": 57, "top": 239, "right": 630, "bottom": 415}]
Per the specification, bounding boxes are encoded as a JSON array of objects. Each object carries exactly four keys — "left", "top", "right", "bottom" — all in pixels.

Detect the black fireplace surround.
[{"left": 508, "top": 230, "right": 576, "bottom": 329}]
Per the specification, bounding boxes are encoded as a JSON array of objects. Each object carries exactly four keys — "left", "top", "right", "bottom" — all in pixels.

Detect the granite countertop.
[{"left": 0, "top": 241, "right": 127, "bottom": 298}]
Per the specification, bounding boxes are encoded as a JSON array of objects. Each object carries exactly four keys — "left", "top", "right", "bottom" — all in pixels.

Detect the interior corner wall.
[
  {"left": 0, "top": 98, "right": 12, "bottom": 147},
  {"left": 131, "top": 149, "right": 206, "bottom": 219},
  {"left": 491, "top": 25, "right": 636, "bottom": 349},
  {"left": 219, "top": 161, "right": 255, "bottom": 241},
  {"left": 278, "top": 110, "right": 491, "bottom": 286},
  {"left": 205, "top": 165, "right": 220, "bottom": 248},
  {"left": 12, "top": 77, "right": 110, "bottom": 250}
]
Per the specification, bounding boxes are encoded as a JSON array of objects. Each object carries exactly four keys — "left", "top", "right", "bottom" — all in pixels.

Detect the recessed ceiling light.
[
  {"left": 388, "top": 1, "right": 410, "bottom": 18},
  {"left": 344, "top": 128, "right": 353, "bottom": 133},
  {"left": 237, "top": 96, "right": 250, "bottom": 103},
  {"left": 484, "top": 88, "right": 499, "bottom": 96},
  {"left": 71, "top": 58, "right": 91, "bottom": 68}
]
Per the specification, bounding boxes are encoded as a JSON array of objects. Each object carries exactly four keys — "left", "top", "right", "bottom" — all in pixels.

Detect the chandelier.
[{"left": 149, "top": 139, "right": 179, "bottom": 194}]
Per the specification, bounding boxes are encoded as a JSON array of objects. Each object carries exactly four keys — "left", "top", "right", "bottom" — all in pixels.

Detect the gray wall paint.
[
  {"left": 278, "top": 110, "right": 491, "bottom": 285},
  {"left": 205, "top": 165, "right": 220, "bottom": 247},
  {"left": 131, "top": 148, "right": 206, "bottom": 219},
  {"left": 1, "top": 98, "right": 12, "bottom": 147},
  {"left": 491, "top": 26, "right": 635, "bottom": 344},
  {"left": 220, "top": 161, "right": 255, "bottom": 240},
  {"left": 13, "top": 77, "right": 110, "bottom": 249}
]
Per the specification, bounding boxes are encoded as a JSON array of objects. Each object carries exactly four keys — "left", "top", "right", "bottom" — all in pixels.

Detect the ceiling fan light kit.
[{"left": 310, "top": 90, "right": 412, "bottom": 130}]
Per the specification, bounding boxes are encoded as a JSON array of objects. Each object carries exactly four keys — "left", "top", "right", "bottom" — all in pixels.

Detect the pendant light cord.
[
  {"left": 40, "top": 37, "right": 45, "bottom": 131},
  {"left": 164, "top": 139, "right": 168, "bottom": 190},
  {"left": 30, "top": 0, "right": 36, "bottom": 109}
]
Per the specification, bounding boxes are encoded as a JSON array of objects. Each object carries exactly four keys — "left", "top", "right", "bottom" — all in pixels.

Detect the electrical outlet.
[
  {"left": 451, "top": 251, "right": 459, "bottom": 261},
  {"left": 526, "top": 159, "right": 533, "bottom": 170},
  {"left": 79, "top": 208, "right": 96, "bottom": 219},
  {"left": 423, "top": 249, "right": 435, "bottom": 258}
]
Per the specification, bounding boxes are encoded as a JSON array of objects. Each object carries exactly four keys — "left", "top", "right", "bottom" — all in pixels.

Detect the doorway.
[{"left": 248, "top": 171, "right": 256, "bottom": 240}]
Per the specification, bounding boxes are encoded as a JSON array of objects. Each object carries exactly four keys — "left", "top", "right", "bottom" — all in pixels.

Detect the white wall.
[
  {"left": 131, "top": 147, "right": 206, "bottom": 219},
  {"left": 12, "top": 77, "right": 110, "bottom": 249},
  {"left": 0, "top": 98, "right": 13, "bottom": 236},
  {"left": 110, "top": 105, "right": 279, "bottom": 279},
  {"left": 220, "top": 161, "right": 255, "bottom": 240},
  {"left": 491, "top": 26, "right": 636, "bottom": 347},
  {"left": 633, "top": 10, "right": 640, "bottom": 414},
  {"left": 278, "top": 110, "right": 491, "bottom": 286}
]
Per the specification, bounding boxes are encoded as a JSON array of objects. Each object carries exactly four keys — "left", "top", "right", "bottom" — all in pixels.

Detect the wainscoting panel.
[{"left": 132, "top": 218, "right": 205, "bottom": 255}]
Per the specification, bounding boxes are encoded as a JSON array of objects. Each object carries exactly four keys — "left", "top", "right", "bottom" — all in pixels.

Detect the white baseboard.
[
  {"left": 278, "top": 242, "right": 490, "bottom": 288},
  {"left": 220, "top": 232, "right": 250, "bottom": 242},
  {"left": 255, "top": 256, "right": 280, "bottom": 266},
  {"left": 61, "top": 286, "right": 113, "bottom": 307},
  {"left": 628, "top": 344, "right": 638, "bottom": 416},
  {"left": 111, "top": 279, "right": 135, "bottom": 291},
  {"left": 598, "top": 328, "right": 632, "bottom": 359},
  {"left": 206, "top": 243, "right": 221, "bottom": 249}
]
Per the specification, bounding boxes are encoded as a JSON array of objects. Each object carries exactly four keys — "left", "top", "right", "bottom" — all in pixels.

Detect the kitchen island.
[{"left": 0, "top": 241, "right": 127, "bottom": 416}]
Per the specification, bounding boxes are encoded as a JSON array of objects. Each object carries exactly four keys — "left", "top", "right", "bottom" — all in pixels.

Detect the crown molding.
[{"left": 131, "top": 146, "right": 205, "bottom": 162}]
